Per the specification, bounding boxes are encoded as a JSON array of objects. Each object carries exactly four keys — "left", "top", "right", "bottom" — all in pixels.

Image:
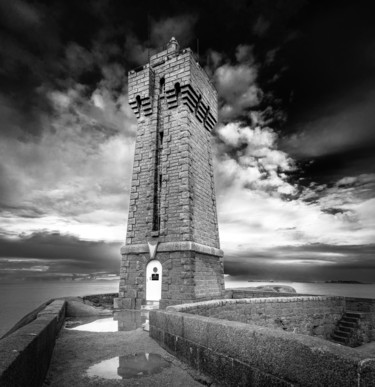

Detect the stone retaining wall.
[
  {"left": 225, "top": 288, "right": 311, "bottom": 299},
  {"left": 170, "top": 296, "right": 345, "bottom": 339},
  {"left": 0, "top": 299, "right": 55, "bottom": 340},
  {"left": 150, "top": 307, "right": 375, "bottom": 386},
  {"left": 0, "top": 299, "right": 66, "bottom": 387},
  {"left": 0, "top": 291, "right": 114, "bottom": 387}
]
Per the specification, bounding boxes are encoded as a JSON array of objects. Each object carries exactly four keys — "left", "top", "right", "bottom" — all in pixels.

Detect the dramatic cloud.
[
  {"left": 0, "top": 231, "right": 121, "bottom": 278},
  {"left": 124, "top": 34, "right": 149, "bottom": 66},
  {"left": 215, "top": 123, "right": 375, "bottom": 281},
  {"left": 217, "top": 123, "right": 295, "bottom": 195},
  {"left": 215, "top": 60, "right": 261, "bottom": 121},
  {"left": 0, "top": 89, "right": 136, "bottom": 242},
  {"left": 282, "top": 88, "right": 375, "bottom": 158},
  {"left": 218, "top": 184, "right": 375, "bottom": 252},
  {"left": 0, "top": 0, "right": 374, "bottom": 281},
  {"left": 150, "top": 15, "right": 198, "bottom": 47},
  {"left": 125, "top": 14, "right": 198, "bottom": 66},
  {"left": 224, "top": 244, "right": 375, "bottom": 282}
]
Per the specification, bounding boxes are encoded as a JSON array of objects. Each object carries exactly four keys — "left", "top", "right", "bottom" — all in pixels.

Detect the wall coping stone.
[
  {"left": 0, "top": 299, "right": 66, "bottom": 387},
  {"left": 166, "top": 296, "right": 345, "bottom": 312},
  {"left": 121, "top": 241, "right": 224, "bottom": 257},
  {"left": 150, "top": 307, "right": 375, "bottom": 386}
]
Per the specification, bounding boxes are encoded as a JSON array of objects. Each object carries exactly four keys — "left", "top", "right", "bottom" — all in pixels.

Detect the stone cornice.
[{"left": 121, "top": 241, "right": 223, "bottom": 257}]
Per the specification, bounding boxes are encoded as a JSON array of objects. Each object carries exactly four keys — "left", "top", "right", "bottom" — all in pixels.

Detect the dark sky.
[{"left": 0, "top": 0, "right": 374, "bottom": 282}]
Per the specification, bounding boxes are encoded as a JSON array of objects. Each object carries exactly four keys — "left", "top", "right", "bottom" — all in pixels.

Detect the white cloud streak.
[
  {"left": 215, "top": 123, "right": 375, "bottom": 257},
  {"left": 0, "top": 84, "right": 136, "bottom": 243}
]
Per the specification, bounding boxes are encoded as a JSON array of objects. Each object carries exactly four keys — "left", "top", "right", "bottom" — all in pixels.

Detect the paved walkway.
[
  {"left": 354, "top": 341, "right": 375, "bottom": 357},
  {"left": 44, "top": 312, "right": 375, "bottom": 386},
  {"left": 44, "top": 324, "right": 206, "bottom": 386}
]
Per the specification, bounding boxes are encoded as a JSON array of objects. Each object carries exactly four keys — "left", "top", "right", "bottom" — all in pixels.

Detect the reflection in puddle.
[
  {"left": 114, "top": 310, "right": 148, "bottom": 331},
  {"left": 86, "top": 357, "right": 122, "bottom": 380},
  {"left": 70, "top": 317, "right": 118, "bottom": 332},
  {"left": 86, "top": 353, "right": 170, "bottom": 380},
  {"left": 66, "top": 310, "right": 149, "bottom": 332}
]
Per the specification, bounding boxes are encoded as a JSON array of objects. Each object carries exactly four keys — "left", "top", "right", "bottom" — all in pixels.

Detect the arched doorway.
[{"left": 145, "top": 260, "right": 162, "bottom": 301}]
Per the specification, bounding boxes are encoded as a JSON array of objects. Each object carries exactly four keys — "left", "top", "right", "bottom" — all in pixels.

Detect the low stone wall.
[
  {"left": 150, "top": 308, "right": 375, "bottom": 386},
  {"left": 159, "top": 295, "right": 224, "bottom": 310},
  {"left": 170, "top": 296, "right": 345, "bottom": 339},
  {"left": 0, "top": 299, "right": 55, "bottom": 340},
  {"left": 159, "top": 287, "right": 301, "bottom": 310},
  {"left": 225, "top": 288, "right": 312, "bottom": 299},
  {"left": 0, "top": 291, "right": 114, "bottom": 387},
  {"left": 0, "top": 299, "right": 66, "bottom": 387}
]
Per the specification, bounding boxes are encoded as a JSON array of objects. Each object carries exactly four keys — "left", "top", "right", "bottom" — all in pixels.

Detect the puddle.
[
  {"left": 66, "top": 310, "right": 149, "bottom": 332},
  {"left": 86, "top": 353, "right": 170, "bottom": 380},
  {"left": 115, "top": 310, "right": 148, "bottom": 331},
  {"left": 69, "top": 317, "right": 118, "bottom": 332}
]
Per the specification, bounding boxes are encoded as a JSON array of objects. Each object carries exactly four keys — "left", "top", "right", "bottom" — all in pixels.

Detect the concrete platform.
[{"left": 44, "top": 315, "right": 208, "bottom": 387}]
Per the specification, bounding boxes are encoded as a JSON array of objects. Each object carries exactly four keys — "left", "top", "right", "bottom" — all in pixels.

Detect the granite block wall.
[
  {"left": 118, "top": 38, "right": 224, "bottom": 308},
  {"left": 150, "top": 308, "right": 375, "bottom": 387},
  {"left": 118, "top": 249, "right": 224, "bottom": 309},
  {"left": 194, "top": 253, "right": 225, "bottom": 299},
  {"left": 169, "top": 297, "right": 346, "bottom": 340},
  {"left": 125, "top": 42, "right": 219, "bottom": 245}
]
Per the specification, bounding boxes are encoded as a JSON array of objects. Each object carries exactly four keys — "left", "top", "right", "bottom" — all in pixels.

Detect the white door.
[{"left": 145, "top": 260, "right": 162, "bottom": 301}]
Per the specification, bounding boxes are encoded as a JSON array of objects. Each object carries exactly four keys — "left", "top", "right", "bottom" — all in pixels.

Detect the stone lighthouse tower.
[{"left": 116, "top": 38, "right": 224, "bottom": 309}]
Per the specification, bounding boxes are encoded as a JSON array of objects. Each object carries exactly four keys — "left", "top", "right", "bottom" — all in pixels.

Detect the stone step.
[
  {"left": 331, "top": 334, "right": 347, "bottom": 344},
  {"left": 333, "top": 330, "right": 349, "bottom": 338},
  {"left": 341, "top": 316, "right": 359, "bottom": 324},
  {"left": 331, "top": 310, "right": 368, "bottom": 347},
  {"left": 334, "top": 330, "right": 350, "bottom": 338},
  {"left": 338, "top": 325, "right": 353, "bottom": 333},
  {"left": 340, "top": 321, "right": 357, "bottom": 328},
  {"left": 345, "top": 311, "right": 367, "bottom": 318}
]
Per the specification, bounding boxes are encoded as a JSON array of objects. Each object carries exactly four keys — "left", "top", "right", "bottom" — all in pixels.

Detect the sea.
[{"left": 0, "top": 278, "right": 374, "bottom": 339}]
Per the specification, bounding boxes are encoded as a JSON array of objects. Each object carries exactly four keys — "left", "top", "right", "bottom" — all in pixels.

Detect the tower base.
[{"left": 115, "top": 242, "right": 225, "bottom": 310}]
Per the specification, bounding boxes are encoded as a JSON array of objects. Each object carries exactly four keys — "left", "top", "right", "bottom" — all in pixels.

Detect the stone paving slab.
[{"left": 44, "top": 326, "right": 206, "bottom": 387}]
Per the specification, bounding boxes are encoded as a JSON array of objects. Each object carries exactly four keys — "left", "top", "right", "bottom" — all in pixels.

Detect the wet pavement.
[
  {"left": 65, "top": 310, "right": 149, "bottom": 333},
  {"left": 44, "top": 311, "right": 205, "bottom": 387}
]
